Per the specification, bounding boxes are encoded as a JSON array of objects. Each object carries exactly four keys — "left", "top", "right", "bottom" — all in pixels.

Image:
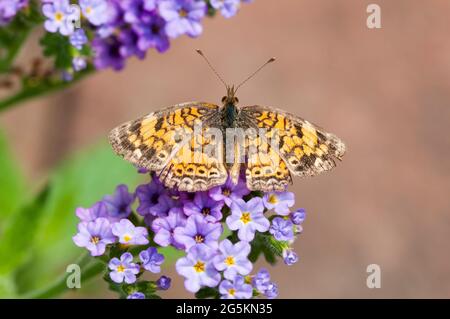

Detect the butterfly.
[{"left": 109, "top": 51, "right": 346, "bottom": 192}]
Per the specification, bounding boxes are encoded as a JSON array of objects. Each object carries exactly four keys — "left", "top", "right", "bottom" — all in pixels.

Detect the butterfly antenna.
[
  {"left": 235, "top": 57, "right": 276, "bottom": 92},
  {"left": 196, "top": 49, "right": 228, "bottom": 89}
]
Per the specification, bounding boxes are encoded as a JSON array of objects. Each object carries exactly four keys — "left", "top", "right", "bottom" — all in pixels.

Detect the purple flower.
[
  {"left": 112, "top": 219, "right": 149, "bottom": 245},
  {"left": 264, "top": 282, "right": 278, "bottom": 299},
  {"left": 291, "top": 208, "right": 306, "bottom": 225},
  {"left": 72, "top": 218, "right": 116, "bottom": 256},
  {"left": 175, "top": 244, "right": 220, "bottom": 293},
  {"left": 252, "top": 268, "right": 271, "bottom": 293},
  {"left": 69, "top": 29, "right": 88, "bottom": 49},
  {"left": 75, "top": 201, "right": 109, "bottom": 224},
  {"left": 118, "top": 29, "right": 146, "bottom": 59},
  {"left": 269, "top": 217, "right": 294, "bottom": 241},
  {"left": 92, "top": 36, "right": 126, "bottom": 70},
  {"left": 183, "top": 192, "right": 224, "bottom": 222},
  {"left": 72, "top": 56, "right": 87, "bottom": 71},
  {"left": 156, "top": 275, "right": 171, "bottom": 290},
  {"left": 213, "top": 239, "right": 252, "bottom": 280},
  {"left": 152, "top": 208, "right": 187, "bottom": 248},
  {"left": 133, "top": 14, "right": 170, "bottom": 53},
  {"left": 127, "top": 292, "right": 145, "bottom": 299},
  {"left": 209, "top": 176, "right": 250, "bottom": 207},
  {"left": 149, "top": 194, "right": 178, "bottom": 217},
  {"left": 283, "top": 249, "right": 298, "bottom": 266},
  {"left": 139, "top": 247, "right": 164, "bottom": 273},
  {"left": 42, "top": 0, "right": 76, "bottom": 35},
  {"left": 136, "top": 179, "right": 166, "bottom": 217},
  {"left": 103, "top": 184, "right": 134, "bottom": 219},
  {"left": 226, "top": 198, "right": 269, "bottom": 241},
  {"left": 263, "top": 191, "right": 295, "bottom": 215},
  {"left": 79, "top": 0, "right": 109, "bottom": 26},
  {"left": 0, "top": 0, "right": 28, "bottom": 26},
  {"left": 109, "top": 252, "right": 140, "bottom": 284},
  {"left": 174, "top": 215, "right": 222, "bottom": 250},
  {"left": 120, "top": 0, "right": 147, "bottom": 24},
  {"left": 219, "top": 276, "right": 253, "bottom": 299},
  {"left": 210, "top": 0, "right": 240, "bottom": 19},
  {"left": 158, "top": 0, "right": 206, "bottom": 38}
]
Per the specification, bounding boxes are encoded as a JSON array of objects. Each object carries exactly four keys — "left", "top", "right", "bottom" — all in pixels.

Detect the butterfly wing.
[
  {"left": 109, "top": 102, "right": 227, "bottom": 191},
  {"left": 238, "top": 105, "right": 345, "bottom": 190}
]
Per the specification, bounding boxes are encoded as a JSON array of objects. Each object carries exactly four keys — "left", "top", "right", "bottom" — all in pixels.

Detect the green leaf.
[
  {"left": 40, "top": 32, "right": 73, "bottom": 69},
  {"left": 0, "top": 129, "right": 26, "bottom": 225},
  {"left": 195, "top": 287, "right": 220, "bottom": 299},
  {"left": 14, "top": 142, "right": 142, "bottom": 296},
  {"left": 0, "top": 185, "right": 50, "bottom": 296}
]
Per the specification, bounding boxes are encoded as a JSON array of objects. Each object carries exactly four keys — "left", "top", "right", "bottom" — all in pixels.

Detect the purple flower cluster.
[
  {"left": 38, "top": 0, "right": 253, "bottom": 74},
  {"left": 73, "top": 169, "right": 306, "bottom": 299},
  {"left": 0, "top": 0, "right": 27, "bottom": 25}
]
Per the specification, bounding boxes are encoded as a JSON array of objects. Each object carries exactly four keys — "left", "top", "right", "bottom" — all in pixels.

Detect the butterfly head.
[{"left": 222, "top": 85, "right": 239, "bottom": 105}]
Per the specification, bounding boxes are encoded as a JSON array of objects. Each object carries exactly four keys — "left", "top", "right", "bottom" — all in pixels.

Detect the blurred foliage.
[{"left": 0, "top": 133, "right": 143, "bottom": 297}]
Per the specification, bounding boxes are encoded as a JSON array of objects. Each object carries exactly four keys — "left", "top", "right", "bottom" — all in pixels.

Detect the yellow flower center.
[
  {"left": 225, "top": 256, "right": 235, "bottom": 266},
  {"left": 240, "top": 212, "right": 251, "bottom": 224},
  {"left": 123, "top": 234, "right": 132, "bottom": 242},
  {"left": 223, "top": 189, "right": 231, "bottom": 196},
  {"left": 244, "top": 275, "right": 252, "bottom": 284},
  {"left": 194, "top": 235, "right": 204, "bottom": 243},
  {"left": 85, "top": 6, "right": 92, "bottom": 14},
  {"left": 54, "top": 12, "right": 63, "bottom": 22},
  {"left": 179, "top": 9, "right": 188, "bottom": 17},
  {"left": 268, "top": 194, "right": 278, "bottom": 204},
  {"left": 90, "top": 236, "right": 100, "bottom": 244},
  {"left": 228, "top": 288, "right": 236, "bottom": 296},
  {"left": 117, "top": 265, "right": 125, "bottom": 273},
  {"left": 193, "top": 261, "right": 205, "bottom": 273}
]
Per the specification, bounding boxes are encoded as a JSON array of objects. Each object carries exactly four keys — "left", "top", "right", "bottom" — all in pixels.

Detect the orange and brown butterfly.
[{"left": 109, "top": 51, "right": 346, "bottom": 192}]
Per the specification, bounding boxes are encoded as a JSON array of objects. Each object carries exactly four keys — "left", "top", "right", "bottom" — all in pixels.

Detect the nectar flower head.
[
  {"left": 69, "top": 29, "right": 88, "bottom": 50},
  {"left": 264, "top": 282, "right": 278, "bottom": 299},
  {"left": 209, "top": 176, "right": 250, "bottom": 207},
  {"left": 112, "top": 219, "right": 149, "bottom": 245},
  {"left": 269, "top": 217, "right": 294, "bottom": 241},
  {"left": 103, "top": 184, "right": 135, "bottom": 219},
  {"left": 156, "top": 275, "right": 172, "bottom": 290},
  {"left": 109, "top": 252, "right": 140, "bottom": 284},
  {"left": 213, "top": 239, "right": 252, "bottom": 280},
  {"left": 252, "top": 268, "right": 271, "bottom": 293},
  {"left": 139, "top": 247, "right": 164, "bottom": 273},
  {"left": 75, "top": 201, "right": 108, "bottom": 224},
  {"left": 219, "top": 275, "right": 253, "bottom": 299},
  {"left": 210, "top": 0, "right": 240, "bottom": 19},
  {"left": 158, "top": 0, "right": 206, "bottom": 38},
  {"left": 283, "top": 249, "right": 299, "bottom": 266},
  {"left": 42, "top": 0, "right": 76, "bottom": 36},
  {"left": 183, "top": 191, "right": 224, "bottom": 222},
  {"left": 0, "top": 0, "right": 28, "bottom": 26},
  {"left": 79, "top": 0, "right": 109, "bottom": 26},
  {"left": 263, "top": 191, "right": 295, "bottom": 216},
  {"left": 152, "top": 209, "right": 187, "bottom": 249},
  {"left": 174, "top": 214, "right": 222, "bottom": 250},
  {"left": 72, "top": 217, "right": 116, "bottom": 256},
  {"left": 291, "top": 208, "right": 306, "bottom": 225},
  {"left": 135, "top": 178, "right": 167, "bottom": 217},
  {"left": 227, "top": 197, "right": 269, "bottom": 242},
  {"left": 175, "top": 244, "right": 220, "bottom": 293}
]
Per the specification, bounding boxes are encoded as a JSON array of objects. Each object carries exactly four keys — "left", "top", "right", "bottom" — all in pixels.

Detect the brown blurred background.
[{"left": 1, "top": 0, "right": 450, "bottom": 298}]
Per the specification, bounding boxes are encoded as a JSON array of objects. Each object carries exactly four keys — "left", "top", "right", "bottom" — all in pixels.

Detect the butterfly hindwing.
[{"left": 239, "top": 105, "right": 346, "bottom": 180}]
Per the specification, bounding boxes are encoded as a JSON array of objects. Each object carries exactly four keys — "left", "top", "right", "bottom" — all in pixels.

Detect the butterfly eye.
[{"left": 221, "top": 96, "right": 227, "bottom": 103}]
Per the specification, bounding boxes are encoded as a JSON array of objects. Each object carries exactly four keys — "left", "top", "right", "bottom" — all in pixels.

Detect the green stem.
[
  {"left": 0, "top": 67, "right": 94, "bottom": 113},
  {"left": 23, "top": 252, "right": 105, "bottom": 299}
]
